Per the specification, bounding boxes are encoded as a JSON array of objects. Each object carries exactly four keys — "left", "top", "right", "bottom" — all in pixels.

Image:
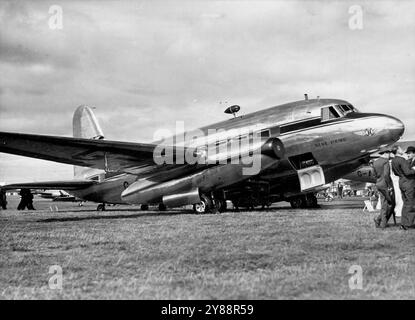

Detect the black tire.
[
  {"left": 158, "top": 203, "right": 166, "bottom": 211},
  {"left": 97, "top": 204, "right": 105, "bottom": 211},
  {"left": 141, "top": 204, "right": 149, "bottom": 211},
  {"left": 290, "top": 197, "right": 304, "bottom": 209}
]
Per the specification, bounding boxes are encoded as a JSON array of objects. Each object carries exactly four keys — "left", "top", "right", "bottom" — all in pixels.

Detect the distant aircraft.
[
  {"left": 0, "top": 96, "right": 405, "bottom": 213},
  {"left": 37, "top": 190, "right": 79, "bottom": 202},
  {"left": 37, "top": 190, "right": 66, "bottom": 199}
]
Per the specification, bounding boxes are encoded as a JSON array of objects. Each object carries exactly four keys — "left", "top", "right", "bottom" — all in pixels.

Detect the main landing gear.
[
  {"left": 97, "top": 203, "right": 106, "bottom": 211},
  {"left": 289, "top": 193, "right": 319, "bottom": 209},
  {"left": 192, "top": 194, "right": 226, "bottom": 214}
]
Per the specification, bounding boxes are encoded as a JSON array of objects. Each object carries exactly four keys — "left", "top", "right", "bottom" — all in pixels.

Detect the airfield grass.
[{"left": 1, "top": 196, "right": 415, "bottom": 299}]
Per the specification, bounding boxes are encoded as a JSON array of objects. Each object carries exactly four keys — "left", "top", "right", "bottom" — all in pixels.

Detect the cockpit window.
[
  {"left": 348, "top": 104, "right": 358, "bottom": 112},
  {"left": 321, "top": 103, "right": 358, "bottom": 121},
  {"left": 321, "top": 106, "right": 340, "bottom": 121},
  {"left": 339, "top": 104, "right": 354, "bottom": 114},
  {"left": 334, "top": 104, "right": 358, "bottom": 116}
]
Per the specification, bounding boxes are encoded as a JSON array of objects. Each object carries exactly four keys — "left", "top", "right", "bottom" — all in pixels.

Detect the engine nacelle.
[
  {"left": 261, "top": 137, "right": 285, "bottom": 159},
  {"left": 162, "top": 188, "right": 200, "bottom": 208}
]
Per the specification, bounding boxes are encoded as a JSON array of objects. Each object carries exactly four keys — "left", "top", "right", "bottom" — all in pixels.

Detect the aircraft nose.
[{"left": 385, "top": 115, "right": 405, "bottom": 141}]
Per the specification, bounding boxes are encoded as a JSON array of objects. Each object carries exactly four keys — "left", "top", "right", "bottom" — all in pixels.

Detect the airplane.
[
  {"left": 37, "top": 189, "right": 67, "bottom": 199},
  {"left": 37, "top": 189, "right": 79, "bottom": 202},
  {"left": 0, "top": 95, "right": 405, "bottom": 213}
]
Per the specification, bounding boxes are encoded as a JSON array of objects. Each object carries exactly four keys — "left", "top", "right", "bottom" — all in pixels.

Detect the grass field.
[{"left": 1, "top": 195, "right": 415, "bottom": 299}]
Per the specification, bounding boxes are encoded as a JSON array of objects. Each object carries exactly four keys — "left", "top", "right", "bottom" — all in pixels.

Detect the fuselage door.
[{"left": 288, "top": 153, "right": 326, "bottom": 191}]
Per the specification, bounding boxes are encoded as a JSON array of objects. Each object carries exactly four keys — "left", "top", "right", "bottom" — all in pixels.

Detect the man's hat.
[{"left": 405, "top": 146, "right": 415, "bottom": 153}]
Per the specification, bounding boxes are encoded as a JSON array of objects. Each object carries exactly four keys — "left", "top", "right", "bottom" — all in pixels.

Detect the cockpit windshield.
[
  {"left": 321, "top": 104, "right": 358, "bottom": 121},
  {"left": 335, "top": 104, "right": 357, "bottom": 115}
]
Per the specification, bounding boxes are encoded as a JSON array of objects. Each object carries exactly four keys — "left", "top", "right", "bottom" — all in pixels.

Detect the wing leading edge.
[{"left": 2, "top": 180, "right": 96, "bottom": 191}]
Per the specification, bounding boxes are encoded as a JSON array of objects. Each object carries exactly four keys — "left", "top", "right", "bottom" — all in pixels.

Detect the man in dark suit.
[
  {"left": 391, "top": 146, "right": 415, "bottom": 230},
  {"left": 0, "top": 188, "right": 7, "bottom": 210},
  {"left": 373, "top": 148, "right": 395, "bottom": 229}
]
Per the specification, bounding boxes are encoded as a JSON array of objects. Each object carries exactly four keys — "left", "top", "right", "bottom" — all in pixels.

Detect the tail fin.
[
  {"left": 73, "top": 105, "right": 104, "bottom": 140},
  {"left": 73, "top": 106, "right": 105, "bottom": 179}
]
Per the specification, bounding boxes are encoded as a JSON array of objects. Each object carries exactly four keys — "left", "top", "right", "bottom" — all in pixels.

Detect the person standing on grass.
[
  {"left": 337, "top": 182, "right": 344, "bottom": 199},
  {"left": 373, "top": 148, "right": 395, "bottom": 229},
  {"left": 0, "top": 188, "right": 7, "bottom": 210},
  {"left": 391, "top": 146, "right": 415, "bottom": 230},
  {"left": 26, "top": 191, "right": 35, "bottom": 210},
  {"left": 17, "top": 188, "right": 35, "bottom": 211},
  {"left": 17, "top": 188, "right": 27, "bottom": 210}
]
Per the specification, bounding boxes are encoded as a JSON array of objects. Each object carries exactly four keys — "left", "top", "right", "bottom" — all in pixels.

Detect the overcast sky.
[{"left": 1, "top": 0, "right": 414, "bottom": 183}]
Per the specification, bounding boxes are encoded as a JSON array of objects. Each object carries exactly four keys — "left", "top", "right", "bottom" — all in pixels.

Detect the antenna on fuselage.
[{"left": 304, "top": 93, "right": 308, "bottom": 101}]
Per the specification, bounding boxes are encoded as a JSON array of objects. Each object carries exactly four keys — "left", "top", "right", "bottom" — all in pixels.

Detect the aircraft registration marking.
[{"left": 314, "top": 137, "right": 347, "bottom": 148}]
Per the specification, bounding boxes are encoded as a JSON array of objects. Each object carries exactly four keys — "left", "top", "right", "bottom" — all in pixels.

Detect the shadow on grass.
[
  {"left": 35, "top": 198, "right": 369, "bottom": 223},
  {"left": 37, "top": 210, "right": 194, "bottom": 223}
]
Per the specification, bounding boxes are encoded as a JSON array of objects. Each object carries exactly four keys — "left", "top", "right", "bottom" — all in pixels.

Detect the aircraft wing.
[
  {"left": 0, "top": 131, "right": 184, "bottom": 174},
  {"left": 2, "top": 180, "right": 96, "bottom": 191}
]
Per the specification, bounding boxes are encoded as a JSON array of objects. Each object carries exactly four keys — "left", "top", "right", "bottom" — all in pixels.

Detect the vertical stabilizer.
[
  {"left": 73, "top": 105, "right": 104, "bottom": 140},
  {"left": 73, "top": 105, "right": 105, "bottom": 179}
]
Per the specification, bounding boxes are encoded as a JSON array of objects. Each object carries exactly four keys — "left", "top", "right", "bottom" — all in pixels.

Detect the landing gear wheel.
[
  {"left": 193, "top": 194, "right": 213, "bottom": 214},
  {"left": 158, "top": 203, "right": 166, "bottom": 211},
  {"left": 289, "top": 197, "right": 304, "bottom": 209},
  {"left": 193, "top": 201, "right": 206, "bottom": 214},
  {"left": 97, "top": 203, "right": 106, "bottom": 211},
  {"left": 141, "top": 204, "right": 149, "bottom": 211}
]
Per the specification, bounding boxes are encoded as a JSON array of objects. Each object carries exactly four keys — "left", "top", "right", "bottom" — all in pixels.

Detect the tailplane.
[{"left": 73, "top": 106, "right": 104, "bottom": 179}]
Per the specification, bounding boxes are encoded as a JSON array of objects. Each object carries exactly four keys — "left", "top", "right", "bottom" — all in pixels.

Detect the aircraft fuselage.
[{"left": 70, "top": 98, "right": 404, "bottom": 208}]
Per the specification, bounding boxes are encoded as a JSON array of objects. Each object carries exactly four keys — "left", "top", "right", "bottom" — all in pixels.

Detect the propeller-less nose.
[{"left": 385, "top": 115, "right": 405, "bottom": 142}]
